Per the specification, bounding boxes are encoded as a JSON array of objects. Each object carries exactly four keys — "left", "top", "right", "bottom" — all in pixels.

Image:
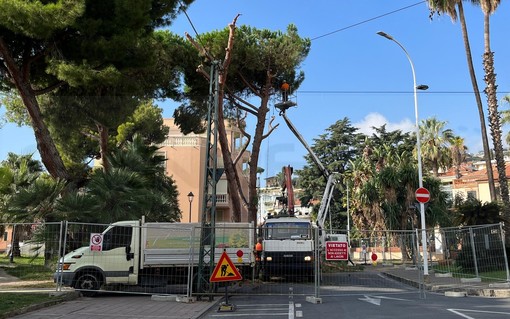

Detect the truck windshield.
[{"left": 265, "top": 222, "right": 310, "bottom": 240}]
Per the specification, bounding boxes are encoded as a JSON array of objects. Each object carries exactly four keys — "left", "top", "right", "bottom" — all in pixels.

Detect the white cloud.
[
  {"left": 353, "top": 113, "right": 487, "bottom": 154},
  {"left": 353, "top": 113, "right": 414, "bottom": 136}
]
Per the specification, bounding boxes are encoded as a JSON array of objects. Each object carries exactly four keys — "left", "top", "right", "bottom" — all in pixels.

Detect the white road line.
[
  {"left": 296, "top": 310, "right": 303, "bottom": 317},
  {"left": 212, "top": 313, "right": 288, "bottom": 317},
  {"left": 289, "top": 286, "right": 295, "bottom": 319},
  {"left": 448, "top": 308, "right": 510, "bottom": 318},
  {"left": 373, "top": 295, "right": 412, "bottom": 301},
  {"left": 235, "top": 304, "right": 288, "bottom": 309},
  {"left": 289, "top": 301, "right": 295, "bottom": 319},
  {"left": 358, "top": 295, "right": 381, "bottom": 306}
]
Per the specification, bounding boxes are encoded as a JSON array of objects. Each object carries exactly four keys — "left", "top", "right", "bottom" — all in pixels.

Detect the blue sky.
[{"left": 1, "top": 1, "right": 510, "bottom": 181}]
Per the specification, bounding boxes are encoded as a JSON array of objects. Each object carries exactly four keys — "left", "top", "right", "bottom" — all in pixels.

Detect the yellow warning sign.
[{"left": 210, "top": 251, "right": 243, "bottom": 282}]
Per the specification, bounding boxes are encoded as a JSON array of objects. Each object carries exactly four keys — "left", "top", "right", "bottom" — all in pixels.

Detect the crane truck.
[
  {"left": 258, "top": 165, "right": 315, "bottom": 281},
  {"left": 258, "top": 95, "right": 346, "bottom": 282}
]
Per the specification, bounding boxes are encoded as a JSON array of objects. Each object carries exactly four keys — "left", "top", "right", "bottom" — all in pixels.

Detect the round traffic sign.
[
  {"left": 415, "top": 187, "right": 430, "bottom": 203},
  {"left": 91, "top": 234, "right": 102, "bottom": 245}
]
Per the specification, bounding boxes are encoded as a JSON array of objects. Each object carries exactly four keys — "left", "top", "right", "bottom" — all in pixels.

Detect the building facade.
[
  {"left": 158, "top": 119, "right": 250, "bottom": 223},
  {"left": 439, "top": 161, "right": 510, "bottom": 203}
]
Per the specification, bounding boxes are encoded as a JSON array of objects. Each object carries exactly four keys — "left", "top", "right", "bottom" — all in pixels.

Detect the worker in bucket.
[{"left": 254, "top": 237, "right": 263, "bottom": 279}]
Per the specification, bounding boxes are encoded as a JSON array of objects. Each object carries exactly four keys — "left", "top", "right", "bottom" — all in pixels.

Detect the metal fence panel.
[
  {"left": 429, "top": 224, "right": 509, "bottom": 289},
  {"left": 1, "top": 221, "right": 508, "bottom": 298},
  {"left": 0, "top": 222, "right": 62, "bottom": 291}
]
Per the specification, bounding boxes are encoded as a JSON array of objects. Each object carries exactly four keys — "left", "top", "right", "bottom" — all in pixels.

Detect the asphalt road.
[
  {"left": 9, "top": 271, "right": 510, "bottom": 319},
  {"left": 199, "top": 272, "right": 510, "bottom": 319}
]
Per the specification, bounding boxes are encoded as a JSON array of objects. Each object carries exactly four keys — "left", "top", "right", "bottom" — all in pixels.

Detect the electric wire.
[
  {"left": 178, "top": 1, "right": 217, "bottom": 61},
  {"left": 311, "top": 1, "right": 426, "bottom": 41}
]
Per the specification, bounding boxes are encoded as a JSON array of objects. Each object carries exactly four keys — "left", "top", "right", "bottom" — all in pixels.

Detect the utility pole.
[{"left": 196, "top": 61, "right": 222, "bottom": 299}]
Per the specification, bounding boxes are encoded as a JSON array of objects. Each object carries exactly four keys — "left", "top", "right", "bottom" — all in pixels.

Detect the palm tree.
[
  {"left": 478, "top": 0, "right": 509, "bottom": 215},
  {"left": 0, "top": 154, "right": 45, "bottom": 261},
  {"left": 58, "top": 135, "right": 181, "bottom": 223},
  {"left": 454, "top": 197, "right": 506, "bottom": 226},
  {"left": 419, "top": 117, "right": 454, "bottom": 177},
  {"left": 427, "top": 0, "right": 497, "bottom": 201},
  {"left": 501, "top": 95, "right": 510, "bottom": 145},
  {"left": 450, "top": 136, "right": 468, "bottom": 178}
]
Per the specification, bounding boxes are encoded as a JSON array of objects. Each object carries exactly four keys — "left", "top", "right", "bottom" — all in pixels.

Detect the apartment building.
[
  {"left": 439, "top": 161, "right": 510, "bottom": 202},
  {"left": 158, "top": 119, "right": 250, "bottom": 223}
]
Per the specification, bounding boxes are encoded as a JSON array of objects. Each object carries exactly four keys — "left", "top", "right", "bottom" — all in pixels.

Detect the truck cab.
[
  {"left": 55, "top": 221, "right": 140, "bottom": 295},
  {"left": 259, "top": 216, "right": 315, "bottom": 281}
]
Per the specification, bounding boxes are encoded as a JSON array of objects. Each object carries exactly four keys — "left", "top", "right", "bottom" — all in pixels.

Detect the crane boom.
[
  {"left": 275, "top": 101, "right": 337, "bottom": 233},
  {"left": 282, "top": 165, "right": 295, "bottom": 216},
  {"left": 276, "top": 101, "right": 329, "bottom": 179}
]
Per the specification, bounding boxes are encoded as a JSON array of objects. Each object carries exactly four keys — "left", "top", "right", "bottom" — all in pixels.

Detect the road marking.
[
  {"left": 372, "top": 295, "right": 412, "bottom": 301},
  {"left": 289, "top": 301, "right": 295, "bottom": 319},
  {"left": 358, "top": 295, "right": 381, "bottom": 306},
  {"left": 448, "top": 308, "right": 510, "bottom": 318},
  {"left": 296, "top": 310, "right": 303, "bottom": 317},
  {"left": 212, "top": 313, "right": 288, "bottom": 317}
]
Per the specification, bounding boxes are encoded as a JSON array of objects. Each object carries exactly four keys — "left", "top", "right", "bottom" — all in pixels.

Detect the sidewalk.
[
  {"left": 380, "top": 264, "right": 510, "bottom": 297},
  {"left": 0, "top": 265, "right": 19, "bottom": 283}
]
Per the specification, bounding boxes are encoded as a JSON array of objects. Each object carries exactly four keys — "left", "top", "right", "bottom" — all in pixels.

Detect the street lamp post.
[
  {"left": 377, "top": 31, "right": 429, "bottom": 276},
  {"left": 188, "top": 192, "right": 194, "bottom": 223}
]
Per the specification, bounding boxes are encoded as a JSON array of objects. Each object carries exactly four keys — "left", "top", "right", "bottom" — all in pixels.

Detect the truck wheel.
[{"left": 75, "top": 273, "right": 101, "bottom": 297}]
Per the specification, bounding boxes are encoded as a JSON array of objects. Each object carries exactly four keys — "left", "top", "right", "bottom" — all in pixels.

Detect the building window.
[
  {"left": 467, "top": 191, "right": 477, "bottom": 199},
  {"left": 3, "top": 232, "right": 7, "bottom": 241}
]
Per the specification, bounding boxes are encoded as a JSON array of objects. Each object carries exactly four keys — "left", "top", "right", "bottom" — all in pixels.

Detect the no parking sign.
[{"left": 90, "top": 233, "right": 103, "bottom": 251}]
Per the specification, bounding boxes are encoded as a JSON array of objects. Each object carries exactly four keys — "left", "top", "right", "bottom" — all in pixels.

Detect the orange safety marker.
[{"left": 210, "top": 251, "right": 243, "bottom": 282}]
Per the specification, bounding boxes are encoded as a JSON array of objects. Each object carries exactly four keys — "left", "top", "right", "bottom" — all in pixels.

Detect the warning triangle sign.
[{"left": 210, "top": 251, "right": 243, "bottom": 282}]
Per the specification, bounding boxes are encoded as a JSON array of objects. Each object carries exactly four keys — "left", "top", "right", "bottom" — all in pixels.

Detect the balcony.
[
  {"left": 216, "top": 193, "right": 229, "bottom": 206},
  {"left": 159, "top": 136, "right": 205, "bottom": 147},
  {"left": 205, "top": 194, "right": 229, "bottom": 207}
]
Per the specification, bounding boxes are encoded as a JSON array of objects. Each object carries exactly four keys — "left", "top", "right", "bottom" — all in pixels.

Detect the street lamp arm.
[
  {"left": 376, "top": 31, "right": 429, "bottom": 276},
  {"left": 376, "top": 31, "right": 421, "bottom": 184}
]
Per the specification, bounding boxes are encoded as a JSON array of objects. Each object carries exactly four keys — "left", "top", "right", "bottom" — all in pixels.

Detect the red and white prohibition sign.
[{"left": 415, "top": 187, "right": 430, "bottom": 204}]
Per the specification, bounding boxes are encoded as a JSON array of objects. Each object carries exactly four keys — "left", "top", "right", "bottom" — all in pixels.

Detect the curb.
[
  {"left": 383, "top": 271, "right": 510, "bottom": 298},
  {"left": 0, "top": 291, "right": 80, "bottom": 319}
]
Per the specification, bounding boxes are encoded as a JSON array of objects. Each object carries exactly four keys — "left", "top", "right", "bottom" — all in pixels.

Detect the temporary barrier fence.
[{"left": 1, "top": 221, "right": 508, "bottom": 298}]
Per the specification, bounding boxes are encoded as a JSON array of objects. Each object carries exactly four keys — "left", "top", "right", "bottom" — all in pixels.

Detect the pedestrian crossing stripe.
[{"left": 210, "top": 251, "right": 243, "bottom": 282}]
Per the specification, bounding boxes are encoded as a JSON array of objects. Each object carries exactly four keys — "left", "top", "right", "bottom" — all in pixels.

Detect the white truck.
[
  {"left": 259, "top": 215, "right": 315, "bottom": 281},
  {"left": 54, "top": 219, "right": 254, "bottom": 295}
]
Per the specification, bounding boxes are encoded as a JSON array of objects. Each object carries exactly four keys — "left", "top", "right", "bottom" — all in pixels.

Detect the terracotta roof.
[{"left": 447, "top": 164, "right": 510, "bottom": 183}]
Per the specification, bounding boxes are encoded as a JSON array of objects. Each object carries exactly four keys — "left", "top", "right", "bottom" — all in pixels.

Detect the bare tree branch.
[
  {"left": 222, "top": 14, "right": 241, "bottom": 73},
  {"left": 237, "top": 71, "right": 262, "bottom": 98},
  {"left": 262, "top": 115, "right": 279, "bottom": 139},
  {"left": 224, "top": 92, "right": 257, "bottom": 116},
  {"left": 185, "top": 32, "right": 214, "bottom": 61},
  {"left": 33, "top": 81, "right": 65, "bottom": 95},
  {"left": 233, "top": 111, "right": 250, "bottom": 166},
  {"left": 196, "top": 64, "right": 210, "bottom": 80}
]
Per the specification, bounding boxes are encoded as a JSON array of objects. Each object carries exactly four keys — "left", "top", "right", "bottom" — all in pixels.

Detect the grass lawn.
[
  {"left": 0, "top": 293, "right": 71, "bottom": 319},
  {"left": 0, "top": 255, "right": 75, "bottom": 318},
  {"left": 0, "top": 256, "right": 54, "bottom": 281}
]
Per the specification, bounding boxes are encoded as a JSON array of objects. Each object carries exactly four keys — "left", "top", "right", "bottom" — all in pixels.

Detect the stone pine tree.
[
  {"left": 175, "top": 17, "right": 311, "bottom": 223},
  {"left": 0, "top": 0, "right": 193, "bottom": 180}
]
